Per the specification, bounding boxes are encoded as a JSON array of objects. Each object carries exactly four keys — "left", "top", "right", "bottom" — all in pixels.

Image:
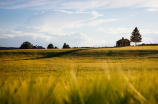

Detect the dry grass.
[{"left": 0, "top": 46, "right": 158, "bottom": 104}]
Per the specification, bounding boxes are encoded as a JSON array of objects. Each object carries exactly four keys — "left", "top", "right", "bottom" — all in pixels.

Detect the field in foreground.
[{"left": 0, "top": 46, "right": 158, "bottom": 104}]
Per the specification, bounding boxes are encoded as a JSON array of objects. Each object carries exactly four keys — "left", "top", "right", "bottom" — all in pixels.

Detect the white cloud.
[
  {"left": 15, "top": 10, "right": 119, "bottom": 35},
  {"left": 39, "top": 28, "right": 76, "bottom": 36},
  {"left": 141, "top": 29, "right": 158, "bottom": 34},
  {"left": 11, "top": 9, "right": 119, "bottom": 47},
  {"left": 98, "top": 27, "right": 158, "bottom": 44},
  {"left": 0, "top": 0, "right": 60, "bottom": 9},
  {"left": 0, "top": 29, "right": 54, "bottom": 41},
  {"left": 1, "top": 0, "right": 158, "bottom": 9},
  {"left": 0, "top": 34, "right": 15, "bottom": 38},
  {"left": 62, "top": 0, "right": 108, "bottom": 9},
  {"left": 89, "top": 11, "right": 103, "bottom": 19},
  {"left": 54, "top": 10, "right": 73, "bottom": 14},
  {"left": 147, "top": 8, "right": 158, "bottom": 12},
  {"left": 98, "top": 27, "right": 132, "bottom": 34},
  {"left": 64, "top": 18, "right": 120, "bottom": 29},
  {"left": 34, "top": 13, "right": 39, "bottom": 15},
  {"left": 87, "top": 19, "right": 120, "bottom": 27},
  {"left": 142, "top": 37, "right": 154, "bottom": 43},
  {"left": 0, "top": 28, "right": 115, "bottom": 47},
  {"left": 80, "top": 37, "right": 114, "bottom": 47},
  {"left": 98, "top": 27, "right": 158, "bottom": 35},
  {"left": 70, "top": 33, "right": 114, "bottom": 47}
]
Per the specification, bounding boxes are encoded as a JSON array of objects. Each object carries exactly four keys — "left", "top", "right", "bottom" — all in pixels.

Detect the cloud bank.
[
  {"left": 0, "top": 4, "right": 158, "bottom": 47},
  {"left": 0, "top": 10, "right": 119, "bottom": 47},
  {"left": 1, "top": 0, "right": 158, "bottom": 9}
]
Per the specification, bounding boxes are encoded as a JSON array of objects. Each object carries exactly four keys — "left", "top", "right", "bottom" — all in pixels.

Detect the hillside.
[
  {"left": 1, "top": 46, "right": 158, "bottom": 60},
  {"left": 0, "top": 46, "right": 158, "bottom": 104}
]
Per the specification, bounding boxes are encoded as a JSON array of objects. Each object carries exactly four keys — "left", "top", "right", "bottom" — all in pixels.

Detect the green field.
[{"left": 0, "top": 46, "right": 158, "bottom": 104}]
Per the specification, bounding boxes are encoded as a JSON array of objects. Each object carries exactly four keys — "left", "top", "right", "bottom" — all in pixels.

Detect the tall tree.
[
  {"left": 20, "top": 41, "right": 33, "bottom": 49},
  {"left": 62, "top": 43, "right": 70, "bottom": 49},
  {"left": 130, "top": 27, "right": 142, "bottom": 46},
  {"left": 47, "top": 43, "right": 54, "bottom": 49}
]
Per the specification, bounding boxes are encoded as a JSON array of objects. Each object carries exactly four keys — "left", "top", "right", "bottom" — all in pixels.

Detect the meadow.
[{"left": 0, "top": 46, "right": 158, "bottom": 104}]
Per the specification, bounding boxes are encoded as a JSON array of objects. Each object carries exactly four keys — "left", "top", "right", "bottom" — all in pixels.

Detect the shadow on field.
[
  {"left": 1, "top": 48, "right": 158, "bottom": 61},
  {"left": 1, "top": 49, "right": 88, "bottom": 61},
  {"left": 35, "top": 49, "right": 88, "bottom": 59}
]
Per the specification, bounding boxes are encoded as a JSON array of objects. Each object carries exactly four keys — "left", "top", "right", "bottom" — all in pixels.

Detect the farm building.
[
  {"left": 33, "top": 45, "right": 45, "bottom": 49},
  {"left": 116, "top": 37, "right": 130, "bottom": 47}
]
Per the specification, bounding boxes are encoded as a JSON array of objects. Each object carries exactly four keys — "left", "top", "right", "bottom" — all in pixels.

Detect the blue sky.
[{"left": 0, "top": 0, "right": 158, "bottom": 48}]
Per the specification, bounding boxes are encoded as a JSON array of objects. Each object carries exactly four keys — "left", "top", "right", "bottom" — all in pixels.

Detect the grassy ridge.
[
  {"left": 1, "top": 46, "right": 158, "bottom": 60},
  {"left": 0, "top": 46, "right": 158, "bottom": 104}
]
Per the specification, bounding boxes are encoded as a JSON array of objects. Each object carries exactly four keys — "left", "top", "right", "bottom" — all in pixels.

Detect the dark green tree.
[
  {"left": 62, "top": 43, "right": 70, "bottom": 49},
  {"left": 130, "top": 27, "right": 142, "bottom": 46},
  {"left": 47, "top": 43, "right": 54, "bottom": 49},
  {"left": 20, "top": 41, "right": 33, "bottom": 49}
]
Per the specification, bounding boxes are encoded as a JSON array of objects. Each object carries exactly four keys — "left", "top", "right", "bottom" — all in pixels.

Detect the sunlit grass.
[{"left": 0, "top": 46, "right": 158, "bottom": 104}]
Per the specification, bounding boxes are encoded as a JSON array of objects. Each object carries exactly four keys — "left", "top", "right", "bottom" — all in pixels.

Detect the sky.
[{"left": 0, "top": 0, "right": 158, "bottom": 48}]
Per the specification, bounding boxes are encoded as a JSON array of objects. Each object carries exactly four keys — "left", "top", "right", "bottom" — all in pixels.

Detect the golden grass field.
[{"left": 0, "top": 46, "right": 158, "bottom": 104}]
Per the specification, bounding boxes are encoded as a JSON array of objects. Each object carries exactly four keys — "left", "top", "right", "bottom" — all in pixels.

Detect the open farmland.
[{"left": 0, "top": 46, "right": 158, "bottom": 104}]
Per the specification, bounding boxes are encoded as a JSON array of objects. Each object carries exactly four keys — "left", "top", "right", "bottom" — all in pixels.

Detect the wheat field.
[{"left": 0, "top": 46, "right": 158, "bottom": 104}]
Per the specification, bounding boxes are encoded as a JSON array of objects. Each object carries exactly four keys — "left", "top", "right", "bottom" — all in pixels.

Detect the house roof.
[
  {"left": 37, "top": 46, "right": 42, "bottom": 48},
  {"left": 117, "top": 38, "right": 130, "bottom": 42}
]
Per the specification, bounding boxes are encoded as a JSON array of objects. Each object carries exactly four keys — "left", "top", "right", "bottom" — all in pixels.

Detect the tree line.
[
  {"left": 20, "top": 27, "right": 142, "bottom": 49},
  {"left": 20, "top": 42, "right": 70, "bottom": 49}
]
